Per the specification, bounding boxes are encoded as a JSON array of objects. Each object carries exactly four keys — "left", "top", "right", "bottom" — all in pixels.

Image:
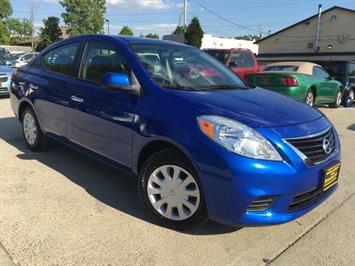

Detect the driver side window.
[
  {"left": 80, "top": 41, "right": 130, "bottom": 83},
  {"left": 313, "top": 66, "right": 329, "bottom": 79}
]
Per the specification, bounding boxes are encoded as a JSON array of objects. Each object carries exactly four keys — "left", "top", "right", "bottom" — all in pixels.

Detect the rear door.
[
  {"left": 30, "top": 41, "right": 82, "bottom": 138},
  {"left": 66, "top": 40, "right": 140, "bottom": 167}
]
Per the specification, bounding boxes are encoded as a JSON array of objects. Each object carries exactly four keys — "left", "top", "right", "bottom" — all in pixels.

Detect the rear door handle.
[{"left": 70, "top": 95, "right": 84, "bottom": 103}]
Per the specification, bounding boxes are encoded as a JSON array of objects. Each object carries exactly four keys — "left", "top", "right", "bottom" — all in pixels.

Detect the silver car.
[{"left": 0, "top": 58, "right": 14, "bottom": 96}]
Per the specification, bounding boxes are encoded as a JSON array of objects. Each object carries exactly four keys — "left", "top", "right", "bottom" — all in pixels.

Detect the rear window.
[{"left": 263, "top": 65, "right": 299, "bottom": 72}]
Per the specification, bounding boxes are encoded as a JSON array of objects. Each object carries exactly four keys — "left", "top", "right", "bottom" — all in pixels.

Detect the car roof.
[
  {"left": 64, "top": 34, "right": 189, "bottom": 47},
  {"left": 263, "top": 61, "right": 323, "bottom": 75}
]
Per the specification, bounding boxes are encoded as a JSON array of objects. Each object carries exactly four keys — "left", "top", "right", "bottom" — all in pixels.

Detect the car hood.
[
  {"left": 168, "top": 87, "right": 323, "bottom": 128},
  {"left": 0, "top": 65, "right": 14, "bottom": 74}
]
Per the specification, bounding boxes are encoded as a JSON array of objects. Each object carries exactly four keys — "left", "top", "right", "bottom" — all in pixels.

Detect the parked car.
[
  {"left": 10, "top": 35, "right": 341, "bottom": 230},
  {"left": 246, "top": 62, "right": 343, "bottom": 107},
  {"left": 13, "top": 52, "right": 39, "bottom": 68},
  {"left": 0, "top": 48, "right": 14, "bottom": 66},
  {"left": 0, "top": 58, "right": 15, "bottom": 96},
  {"left": 315, "top": 61, "right": 355, "bottom": 104},
  {"left": 204, "top": 48, "right": 261, "bottom": 78}
]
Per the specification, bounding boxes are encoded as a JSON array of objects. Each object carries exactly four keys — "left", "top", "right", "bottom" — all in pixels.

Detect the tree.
[
  {"left": 235, "top": 35, "right": 261, "bottom": 41},
  {"left": 173, "top": 25, "right": 186, "bottom": 34},
  {"left": 7, "top": 18, "right": 32, "bottom": 38},
  {"left": 119, "top": 26, "right": 133, "bottom": 36},
  {"left": 0, "top": 0, "right": 12, "bottom": 44},
  {"left": 185, "top": 17, "right": 204, "bottom": 48},
  {"left": 0, "top": 0, "right": 12, "bottom": 20},
  {"left": 59, "top": 0, "right": 106, "bottom": 35},
  {"left": 145, "top": 33, "right": 159, "bottom": 39},
  {"left": 37, "top": 17, "right": 62, "bottom": 51}
]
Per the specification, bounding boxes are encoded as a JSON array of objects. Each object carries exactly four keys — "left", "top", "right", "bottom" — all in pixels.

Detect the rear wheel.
[
  {"left": 21, "top": 107, "right": 48, "bottom": 151},
  {"left": 330, "top": 91, "right": 342, "bottom": 108},
  {"left": 138, "top": 149, "right": 208, "bottom": 230},
  {"left": 305, "top": 90, "right": 315, "bottom": 107}
]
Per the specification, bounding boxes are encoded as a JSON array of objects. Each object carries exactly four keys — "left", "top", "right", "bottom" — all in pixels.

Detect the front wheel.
[
  {"left": 21, "top": 107, "right": 49, "bottom": 151},
  {"left": 330, "top": 91, "right": 342, "bottom": 108},
  {"left": 305, "top": 91, "right": 315, "bottom": 106},
  {"left": 138, "top": 149, "right": 208, "bottom": 230}
]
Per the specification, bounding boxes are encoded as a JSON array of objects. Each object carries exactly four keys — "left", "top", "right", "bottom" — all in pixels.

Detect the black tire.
[
  {"left": 21, "top": 107, "right": 49, "bottom": 151},
  {"left": 138, "top": 149, "right": 208, "bottom": 230},
  {"left": 305, "top": 90, "right": 315, "bottom": 107},
  {"left": 330, "top": 90, "right": 342, "bottom": 108}
]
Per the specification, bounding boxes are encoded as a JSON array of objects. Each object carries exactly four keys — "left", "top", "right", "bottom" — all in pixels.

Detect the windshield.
[
  {"left": 131, "top": 44, "right": 245, "bottom": 91},
  {"left": 318, "top": 62, "right": 346, "bottom": 77}
]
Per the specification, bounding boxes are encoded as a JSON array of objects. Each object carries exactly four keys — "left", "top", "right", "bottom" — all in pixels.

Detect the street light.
[{"left": 105, "top": 19, "right": 110, "bottom": 35}]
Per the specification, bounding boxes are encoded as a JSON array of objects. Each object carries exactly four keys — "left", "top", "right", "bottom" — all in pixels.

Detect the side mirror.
[
  {"left": 102, "top": 72, "right": 131, "bottom": 90},
  {"left": 229, "top": 61, "right": 237, "bottom": 67}
]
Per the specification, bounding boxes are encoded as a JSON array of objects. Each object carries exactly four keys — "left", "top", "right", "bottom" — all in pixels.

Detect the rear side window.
[
  {"left": 263, "top": 65, "right": 299, "bottom": 72},
  {"left": 80, "top": 41, "right": 130, "bottom": 83},
  {"left": 230, "top": 51, "right": 254, "bottom": 68},
  {"left": 42, "top": 42, "right": 80, "bottom": 76}
]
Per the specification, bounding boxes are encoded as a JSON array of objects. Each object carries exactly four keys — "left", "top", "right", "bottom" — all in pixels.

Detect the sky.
[{"left": 10, "top": 0, "right": 355, "bottom": 38}]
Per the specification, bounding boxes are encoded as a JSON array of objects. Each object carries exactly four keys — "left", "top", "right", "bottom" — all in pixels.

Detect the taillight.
[{"left": 281, "top": 77, "right": 298, "bottom": 87}]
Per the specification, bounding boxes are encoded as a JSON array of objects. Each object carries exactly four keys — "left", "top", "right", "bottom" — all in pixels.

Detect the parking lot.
[{"left": 0, "top": 96, "right": 354, "bottom": 265}]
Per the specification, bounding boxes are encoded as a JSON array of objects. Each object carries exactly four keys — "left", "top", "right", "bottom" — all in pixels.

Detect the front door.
[
  {"left": 313, "top": 66, "right": 334, "bottom": 103},
  {"left": 66, "top": 41, "right": 140, "bottom": 168}
]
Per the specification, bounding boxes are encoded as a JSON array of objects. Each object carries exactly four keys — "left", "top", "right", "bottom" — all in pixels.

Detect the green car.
[{"left": 246, "top": 62, "right": 343, "bottom": 108}]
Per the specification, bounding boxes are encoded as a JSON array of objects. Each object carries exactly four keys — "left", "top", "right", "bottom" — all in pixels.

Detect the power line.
[{"left": 190, "top": 0, "right": 269, "bottom": 34}]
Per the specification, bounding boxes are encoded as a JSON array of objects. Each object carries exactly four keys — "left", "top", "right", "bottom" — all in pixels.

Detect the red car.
[{"left": 205, "top": 48, "right": 261, "bottom": 78}]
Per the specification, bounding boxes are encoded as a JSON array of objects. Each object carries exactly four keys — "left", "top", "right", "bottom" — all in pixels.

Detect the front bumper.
[
  {"left": 194, "top": 117, "right": 340, "bottom": 226},
  {"left": 0, "top": 76, "right": 11, "bottom": 95}
]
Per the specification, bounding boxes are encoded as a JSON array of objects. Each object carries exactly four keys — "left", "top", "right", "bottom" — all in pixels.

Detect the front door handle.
[{"left": 70, "top": 95, "right": 84, "bottom": 103}]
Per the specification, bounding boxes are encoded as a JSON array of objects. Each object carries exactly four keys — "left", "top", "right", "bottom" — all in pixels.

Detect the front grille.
[
  {"left": 0, "top": 76, "right": 8, "bottom": 82},
  {"left": 286, "top": 128, "right": 335, "bottom": 164},
  {"left": 247, "top": 196, "right": 276, "bottom": 212},
  {"left": 288, "top": 188, "right": 323, "bottom": 212}
]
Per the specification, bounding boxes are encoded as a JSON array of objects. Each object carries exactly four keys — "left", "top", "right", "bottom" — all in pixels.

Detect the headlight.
[{"left": 197, "top": 115, "right": 282, "bottom": 161}]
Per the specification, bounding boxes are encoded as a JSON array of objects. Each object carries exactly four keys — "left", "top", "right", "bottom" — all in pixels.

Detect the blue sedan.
[{"left": 10, "top": 35, "right": 341, "bottom": 230}]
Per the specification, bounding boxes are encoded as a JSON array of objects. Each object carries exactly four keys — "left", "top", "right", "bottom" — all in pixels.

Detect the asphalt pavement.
[{"left": 0, "top": 97, "right": 354, "bottom": 265}]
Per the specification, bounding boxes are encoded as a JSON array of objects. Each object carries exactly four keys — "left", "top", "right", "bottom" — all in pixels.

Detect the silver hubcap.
[
  {"left": 306, "top": 92, "right": 314, "bottom": 106},
  {"left": 23, "top": 112, "right": 37, "bottom": 145},
  {"left": 349, "top": 90, "right": 354, "bottom": 102},
  {"left": 147, "top": 165, "right": 201, "bottom": 221},
  {"left": 336, "top": 92, "right": 342, "bottom": 106}
]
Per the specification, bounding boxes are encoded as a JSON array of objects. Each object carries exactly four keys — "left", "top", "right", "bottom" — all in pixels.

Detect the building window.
[{"left": 307, "top": 42, "right": 314, "bottom": 49}]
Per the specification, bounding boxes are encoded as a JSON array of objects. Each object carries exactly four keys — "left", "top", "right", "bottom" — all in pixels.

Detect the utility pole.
[
  {"left": 184, "top": 0, "right": 188, "bottom": 27},
  {"left": 315, "top": 4, "right": 322, "bottom": 52},
  {"left": 105, "top": 19, "right": 110, "bottom": 35}
]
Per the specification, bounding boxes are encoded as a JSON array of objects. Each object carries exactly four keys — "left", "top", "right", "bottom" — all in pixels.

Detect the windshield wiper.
[
  {"left": 199, "top": 85, "right": 249, "bottom": 90},
  {"left": 162, "top": 84, "right": 198, "bottom": 91}
]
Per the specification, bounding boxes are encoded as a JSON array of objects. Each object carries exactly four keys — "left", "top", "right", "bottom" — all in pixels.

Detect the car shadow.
[
  {"left": 0, "top": 116, "right": 240, "bottom": 235},
  {"left": 347, "top": 123, "right": 355, "bottom": 131}
]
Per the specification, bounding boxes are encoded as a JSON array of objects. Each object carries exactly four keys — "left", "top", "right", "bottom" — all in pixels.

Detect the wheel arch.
[
  {"left": 18, "top": 100, "right": 35, "bottom": 121},
  {"left": 135, "top": 139, "right": 197, "bottom": 175}
]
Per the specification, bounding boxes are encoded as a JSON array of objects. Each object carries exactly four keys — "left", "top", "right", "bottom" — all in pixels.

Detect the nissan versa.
[{"left": 10, "top": 35, "right": 341, "bottom": 230}]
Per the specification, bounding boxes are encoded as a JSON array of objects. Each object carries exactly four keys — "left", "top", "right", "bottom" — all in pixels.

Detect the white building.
[
  {"left": 201, "top": 34, "right": 259, "bottom": 54},
  {"left": 163, "top": 33, "right": 259, "bottom": 54}
]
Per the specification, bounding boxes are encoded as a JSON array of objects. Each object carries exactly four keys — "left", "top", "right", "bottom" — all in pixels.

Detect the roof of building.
[
  {"left": 262, "top": 61, "right": 322, "bottom": 75},
  {"left": 256, "top": 6, "right": 355, "bottom": 44}
]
